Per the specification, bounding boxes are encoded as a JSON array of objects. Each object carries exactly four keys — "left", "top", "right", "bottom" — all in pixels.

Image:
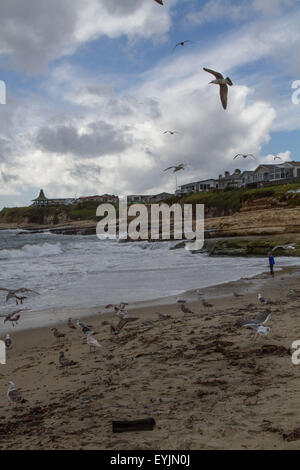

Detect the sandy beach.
[{"left": 1, "top": 266, "right": 300, "bottom": 450}]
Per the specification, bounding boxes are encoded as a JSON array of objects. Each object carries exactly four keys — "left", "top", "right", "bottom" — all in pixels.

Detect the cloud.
[
  {"left": 186, "top": 0, "right": 298, "bottom": 26},
  {"left": 0, "top": 0, "right": 173, "bottom": 73},
  {"left": 36, "top": 120, "right": 132, "bottom": 157},
  {"left": 1, "top": 1, "right": 300, "bottom": 206}
]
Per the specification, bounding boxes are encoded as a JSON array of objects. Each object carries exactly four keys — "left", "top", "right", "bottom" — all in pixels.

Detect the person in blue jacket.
[{"left": 268, "top": 252, "right": 275, "bottom": 277}]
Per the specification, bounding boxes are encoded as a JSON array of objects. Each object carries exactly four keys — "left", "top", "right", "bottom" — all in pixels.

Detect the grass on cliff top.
[
  {"left": 0, "top": 200, "right": 115, "bottom": 224},
  {"left": 242, "top": 181, "right": 300, "bottom": 204},
  {"left": 2, "top": 181, "right": 300, "bottom": 224}
]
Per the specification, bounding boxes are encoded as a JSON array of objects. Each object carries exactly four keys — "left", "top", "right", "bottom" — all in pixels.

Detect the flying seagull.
[
  {"left": 0, "top": 287, "right": 39, "bottom": 304},
  {"left": 233, "top": 154, "right": 256, "bottom": 160},
  {"left": 164, "top": 163, "right": 185, "bottom": 173},
  {"left": 7, "top": 382, "right": 26, "bottom": 405},
  {"left": 173, "top": 40, "right": 193, "bottom": 51},
  {"left": 236, "top": 310, "right": 271, "bottom": 339},
  {"left": 203, "top": 67, "right": 233, "bottom": 110},
  {"left": 272, "top": 243, "right": 296, "bottom": 252},
  {"left": 154, "top": 0, "right": 163, "bottom": 5},
  {"left": 0, "top": 309, "right": 24, "bottom": 326},
  {"left": 163, "top": 130, "right": 180, "bottom": 135},
  {"left": 111, "top": 317, "right": 138, "bottom": 335},
  {"left": 273, "top": 156, "right": 282, "bottom": 160}
]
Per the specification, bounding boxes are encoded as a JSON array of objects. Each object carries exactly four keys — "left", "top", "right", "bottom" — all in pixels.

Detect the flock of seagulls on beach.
[{"left": 2, "top": 284, "right": 278, "bottom": 406}]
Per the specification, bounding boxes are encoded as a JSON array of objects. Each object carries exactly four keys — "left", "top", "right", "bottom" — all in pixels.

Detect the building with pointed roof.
[{"left": 31, "top": 189, "right": 75, "bottom": 206}]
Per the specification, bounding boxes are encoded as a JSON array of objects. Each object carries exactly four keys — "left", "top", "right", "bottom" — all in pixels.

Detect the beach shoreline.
[{"left": 1, "top": 265, "right": 300, "bottom": 449}]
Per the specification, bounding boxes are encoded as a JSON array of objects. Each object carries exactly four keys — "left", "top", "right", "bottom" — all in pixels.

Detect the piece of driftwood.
[{"left": 112, "top": 418, "right": 156, "bottom": 433}]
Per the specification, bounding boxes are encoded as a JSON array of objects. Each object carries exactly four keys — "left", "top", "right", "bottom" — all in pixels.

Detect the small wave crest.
[{"left": 0, "top": 242, "right": 62, "bottom": 259}]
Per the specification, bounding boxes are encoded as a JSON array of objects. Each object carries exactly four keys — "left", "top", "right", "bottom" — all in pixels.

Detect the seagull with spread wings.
[
  {"left": 164, "top": 163, "right": 186, "bottom": 191},
  {"left": 233, "top": 154, "right": 256, "bottom": 160},
  {"left": 111, "top": 316, "right": 138, "bottom": 335},
  {"left": 164, "top": 163, "right": 185, "bottom": 173},
  {"left": 236, "top": 310, "right": 271, "bottom": 339},
  {"left": 105, "top": 302, "right": 129, "bottom": 318},
  {"left": 0, "top": 309, "right": 25, "bottom": 326},
  {"left": 154, "top": 0, "right": 164, "bottom": 5},
  {"left": 173, "top": 40, "right": 193, "bottom": 51},
  {"left": 203, "top": 67, "right": 233, "bottom": 110},
  {"left": 163, "top": 130, "right": 180, "bottom": 135},
  {"left": 0, "top": 287, "right": 39, "bottom": 304}
]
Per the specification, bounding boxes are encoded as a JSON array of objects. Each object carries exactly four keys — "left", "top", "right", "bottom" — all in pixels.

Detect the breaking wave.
[{"left": 0, "top": 242, "right": 62, "bottom": 259}]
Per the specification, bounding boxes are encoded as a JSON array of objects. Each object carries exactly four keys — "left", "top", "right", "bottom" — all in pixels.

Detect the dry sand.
[{"left": 1, "top": 267, "right": 300, "bottom": 450}]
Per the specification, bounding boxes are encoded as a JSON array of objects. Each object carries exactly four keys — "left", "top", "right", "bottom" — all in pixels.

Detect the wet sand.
[{"left": 1, "top": 267, "right": 300, "bottom": 449}]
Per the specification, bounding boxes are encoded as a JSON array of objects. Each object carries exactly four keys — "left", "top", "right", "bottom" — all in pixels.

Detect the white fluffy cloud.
[
  {"left": 0, "top": 1, "right": 300, "bottom": 205},
  {"left": 0, "top": 0, "right": 173, "bottom": 73}
]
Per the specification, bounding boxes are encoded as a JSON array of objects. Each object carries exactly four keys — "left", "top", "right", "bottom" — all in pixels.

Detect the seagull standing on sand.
[
  {"left": 202, "top": 299, "right": 213, "bottom": 310},
  {"left": 59, "top": 351, "right": 77, "bottom": 368},
  {"left": 203, "top": 68, "right": 233, "bottom": 110},
  {"left": 233, "top": 292, "right": 244, "bottom": 297},
  {"left": 51, "top": 328, "right": 65, "bottom": 342},
  {"left": 86, "top": 332, "right": 101, "bottom": 353},
  {"left": 180, "top": 303, "right": 194, "bottom": 315},
  {"left": 67, "top": 317, "right": 76, "bottom": 329},
  {"left": 258, "top": 293, "right": 268, "bottom": 304},
  {"left": 176, "top": 297, "right": 187, "bottom": 304},
  {"left": 7, "top": 382, "right": 26, "bottom": 405},
  {"left": 5, "top": 334, "right": 12, "bottom": 349},
  {"left": 77, "top": 319, "right": 93, "bottom": 334}
]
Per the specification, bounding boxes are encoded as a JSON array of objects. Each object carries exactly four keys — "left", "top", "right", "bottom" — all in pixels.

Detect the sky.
[{"left": 0, "top": 0, "right": 300, "bottom": 208}]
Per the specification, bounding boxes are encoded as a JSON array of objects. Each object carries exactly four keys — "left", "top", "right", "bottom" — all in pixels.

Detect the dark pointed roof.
[{"left": 32, "top": 189, "right": 48, "bottom": 201}]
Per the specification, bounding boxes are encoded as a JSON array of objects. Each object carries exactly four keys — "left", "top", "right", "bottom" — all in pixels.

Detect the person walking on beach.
[{"left": 268, "top": 252, "right": 275, "bottom": 277}]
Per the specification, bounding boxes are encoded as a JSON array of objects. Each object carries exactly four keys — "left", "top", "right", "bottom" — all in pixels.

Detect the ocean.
[{"left": 0, "top": 229, "right": 299, "bottom": 330}]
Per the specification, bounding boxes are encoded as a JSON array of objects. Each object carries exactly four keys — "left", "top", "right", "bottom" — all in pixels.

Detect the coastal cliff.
[{"left": 2, "top": 183, "right": 300, "bottom": 255}]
